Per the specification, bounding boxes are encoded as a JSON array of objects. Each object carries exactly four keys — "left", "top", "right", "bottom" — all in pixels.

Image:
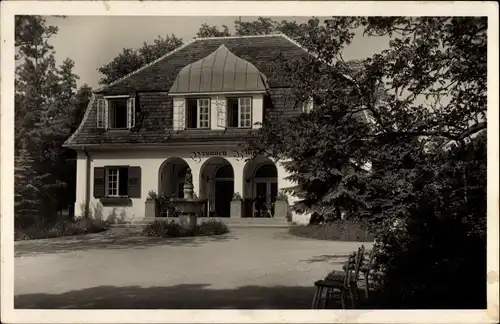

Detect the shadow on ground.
[
  {"left": 15, "top": 284, "right": 335, "bottom": 309},
  {"left": 302, "top": 254, "right": 351, "bottom": 264},
  {"left": 15, "top": 228, "right": 237, "bottom": 257}
]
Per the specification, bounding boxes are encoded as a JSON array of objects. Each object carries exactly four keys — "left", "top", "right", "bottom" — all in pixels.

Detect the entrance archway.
[
  {"left": 158, "top": 157, "right": 190, "bottom": 199},
  {"left": 242, "top": 157, "right": 278, "bottom": 217},
  {"left": 199, "top": 157, "right": 234, "bottom": 217}
]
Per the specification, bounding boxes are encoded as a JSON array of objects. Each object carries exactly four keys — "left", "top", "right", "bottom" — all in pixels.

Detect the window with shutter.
[
  {"left": 173, "top": 99, "right": 186, "bottom": 131},
  {"left": 239, "top": 97, "right": 252, "bottom": 128},
  {"left": 104, "top": 100, "right": 109, "bottom": 129},
  {"left": 128, "top": 166, "right": 141, "bottom": 198},
  {"left": 226, "top": 97, "right": 252, "bottom": 128},
  {"left": 185, "top": 98, "right": 210, "bottom": 129},
  {"left": 93, "top": 167, "right": 106, "bottom": 198},
  {"left": 105, "top": 167, "right": 129, "bottom": 196},
  {"left": 101, "top": 96, "right": 136, "bottom": 130},
  {"left": 127, "top": 97, "right": 135, "bottom": 128},
  {"left": 215, "top": 96, "right": 227, "bottom": 128},
  {"left": 97, "top": 99, "right": 106, "bottom": 128}
]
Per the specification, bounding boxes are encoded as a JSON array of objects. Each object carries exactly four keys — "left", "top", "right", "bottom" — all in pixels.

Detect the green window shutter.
[
  {"left": 128, "top": 166, "right": 141, "bottom": 198},
  {"left": 94, "top": 167, "right": 106, "bottom": 198}
]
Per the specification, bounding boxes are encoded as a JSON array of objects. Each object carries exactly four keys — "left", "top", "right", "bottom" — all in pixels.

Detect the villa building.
[{"left": 64, "top": 34, "right": 320, "bottom": 224}]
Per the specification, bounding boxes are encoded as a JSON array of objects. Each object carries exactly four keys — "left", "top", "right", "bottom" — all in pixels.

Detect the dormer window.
[
  {"left": 97, "top": 96, "right": 135, "bottom": 130},
  {"left": 227, "top": 97, "right": 252, "bottom": 128},
  {"left": 186, "top": 98, "right": 210, "bottom": 129}
]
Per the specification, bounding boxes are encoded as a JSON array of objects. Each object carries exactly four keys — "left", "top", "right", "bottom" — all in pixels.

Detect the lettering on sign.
[
  {"left": 189, "top": 149, "right": 260, "bottom": 163},
  {"left": 190, "top": 151, "right": 227, "bottom": 163}
]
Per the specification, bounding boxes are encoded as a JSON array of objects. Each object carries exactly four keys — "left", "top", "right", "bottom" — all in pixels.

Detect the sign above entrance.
[{"left": 190, "top": 149, "right": 260, "bottom": 163}]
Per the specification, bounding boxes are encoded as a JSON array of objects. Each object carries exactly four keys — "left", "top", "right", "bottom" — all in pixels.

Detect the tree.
[
  {"left": 97, "top": 48, "right": 145, "bottom": 86},
  {"left": 138, "top": 34, "right": 183, "bottom": 66},
  {"left": 15, "top": 16, "right": 83, "bottom": 222},
  {"left": 234, "top": 17, "right": 276, "bottom": 35},
  {"left": 14, "top": 146, "right": 42, "bottom": 227},
  {"left": 98, "top": 34, "right": 183, "bottom": 85},
  {"left": 252, "top": 17, "right": 486, "bottom": 308},
  {"left": 196, "top": 23, "right": 231, "bottom": 38}
]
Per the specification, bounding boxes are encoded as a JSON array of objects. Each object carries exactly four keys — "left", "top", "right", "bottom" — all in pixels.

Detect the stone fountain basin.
[{"left": 170, "top": 198, "right": 207, "bottom": 214}]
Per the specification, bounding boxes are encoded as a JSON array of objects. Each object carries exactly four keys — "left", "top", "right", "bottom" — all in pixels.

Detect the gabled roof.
[
  {"left": 169, "top": 44, "right": 268, "bottom": 94},
  {"left": 96, "top": 34, "right": 311, "bottom": 95}
]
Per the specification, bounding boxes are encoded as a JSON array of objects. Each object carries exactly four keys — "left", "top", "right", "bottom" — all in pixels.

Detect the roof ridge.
[
  {"left": 95, "top": 33, "right": 306, "bottom": 94},
  {"left": 193, "top": 33, "right": 285, "bottom": 41}
]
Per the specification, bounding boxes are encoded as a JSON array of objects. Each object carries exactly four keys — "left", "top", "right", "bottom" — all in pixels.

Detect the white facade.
[
  {"left": 70, "top": 41, "right": 315, "bottom": 225},
  {"left": 74, "top": 145, "right": 311, "bottom": 224}
]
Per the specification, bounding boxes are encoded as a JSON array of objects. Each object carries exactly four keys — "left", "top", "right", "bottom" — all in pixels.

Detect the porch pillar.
[
  {"left": 229, "top": 158, "right": 246, "bottom": 218},
  {"left": 74, "top": 150, "right": 88, "bottom": 218}
]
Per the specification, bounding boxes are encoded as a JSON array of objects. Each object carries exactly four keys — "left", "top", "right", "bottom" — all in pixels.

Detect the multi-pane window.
[
  {"left": 107, "top": 168, "right": 118, "bottom": 196},
  {"left": 186, "top": 98, "right": 210, "bottom": 129},
  {"left": 239, "top": 97, "right": 252, "bottom": 128},
  {"left": 198, "top": 99, "right": 210, "bottom": 128},
  {"left": 97, "top": 97, "right": 135, "bottom": 130},
  {"left": 227, "top": 97, "right": 252, "bottom": 128},
  {"left": 106, "top": 167, "right": 129, "bottom": 197}
]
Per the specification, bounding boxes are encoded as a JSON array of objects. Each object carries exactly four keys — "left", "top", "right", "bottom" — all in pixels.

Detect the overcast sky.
[{"left": 43, "top": 16, "right": 391, "bottom": 89}]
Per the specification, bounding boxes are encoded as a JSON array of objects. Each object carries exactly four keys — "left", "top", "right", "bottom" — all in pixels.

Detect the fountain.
[{"left": 170, "top": 168, "right": 207, "bottom": 228}]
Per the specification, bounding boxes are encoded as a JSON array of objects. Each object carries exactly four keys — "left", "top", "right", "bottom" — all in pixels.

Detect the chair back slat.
[
  {"left": 353, "top": 245, "right": 365, "bottom": 280},
  {"left": 343, "top": 252, "right": 356, "bottom": 286},
  {"left": 366, "top": 244, "right": 377, "bottom": 271}
]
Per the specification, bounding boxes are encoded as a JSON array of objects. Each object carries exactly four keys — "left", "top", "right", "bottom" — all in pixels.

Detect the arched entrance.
[
  {"left": 243, "top": 157, "right": 278, "bottom": 217},
  {"left": 199, "top": 157, "right": 234, "bottom": 217},
  {"left": 158, "top": 157, "right": 190, "bottom": 199}
]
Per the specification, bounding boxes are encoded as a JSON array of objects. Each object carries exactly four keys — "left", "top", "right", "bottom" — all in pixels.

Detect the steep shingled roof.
[
  {"left": 65, "top": 35, "right": 310, "bottom": 147},
  {"left": 96, "top": 34, "right": 310, "bottom": 95}
]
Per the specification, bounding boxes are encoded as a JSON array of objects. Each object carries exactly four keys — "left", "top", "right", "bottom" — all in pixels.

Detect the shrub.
[
  {"left": 371, "top": 133, "right": 487, "bottom": 309},
  {"left": 289, "top": 218, "right": 376, "bottom": 242},
  {"left": 14, "top": 217, "right": 110, "bottom": 241},
  {"left": 141, "top": 219, "right": 229, "bottom": 238},
  {"left": 197, "top": 219, "right": 230, "bottom": 236}
]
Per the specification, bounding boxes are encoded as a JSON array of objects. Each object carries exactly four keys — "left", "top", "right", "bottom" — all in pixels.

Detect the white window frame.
[
  {"left": 185, "top": 98, "right": 210, "bottom": 129},
  {"left": 238, "top": 97, "right": 252, "bottom": 128},
  {"left": 97, "top": 96, "right": 135, "bottom": 130},
  {"left": 197, "top": 98, "right": 210, "bottom": 129},
  {"left": 106, "top": 168, "right": 119, "bottom": 197},
  {"left": 97, "top": 99, "right": 107, "bottom": 128},
  {"left": 127, "top": 97, "right": 135, "bottom": 129}
]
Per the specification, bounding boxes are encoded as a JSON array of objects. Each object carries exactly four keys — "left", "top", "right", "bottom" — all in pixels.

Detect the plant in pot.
[
  {"left": 230, "top": 192, "right": 243, "bottom": 218},
  {"left": 275, "top": 191, "right": 289, "bottom": 220},
  {"left": 145, "top": 190, "right": 161, "bottom": 219}
]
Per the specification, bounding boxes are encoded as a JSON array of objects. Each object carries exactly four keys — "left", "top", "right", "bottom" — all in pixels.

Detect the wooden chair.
[
  {"left": 360, "top": 245, "right": 378, "bottom": 299},
  {"left": 347, "top": 245, "right": 365, "bottom": 308},
  {"left": 311, "top": 245, "right": 365, "bottom": 309},
  {"left": 311, "top": 252, "right": 356, "bottom": 309}
]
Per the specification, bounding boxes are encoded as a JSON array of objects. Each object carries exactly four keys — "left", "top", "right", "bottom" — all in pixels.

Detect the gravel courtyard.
[{"left": 14, "top": 226, "right": 371, "bottom": 309}]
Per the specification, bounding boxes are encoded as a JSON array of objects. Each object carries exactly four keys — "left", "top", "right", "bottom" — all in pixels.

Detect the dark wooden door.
[{"left": 215, "top": 181, "right": 234, "bottom": 217}]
